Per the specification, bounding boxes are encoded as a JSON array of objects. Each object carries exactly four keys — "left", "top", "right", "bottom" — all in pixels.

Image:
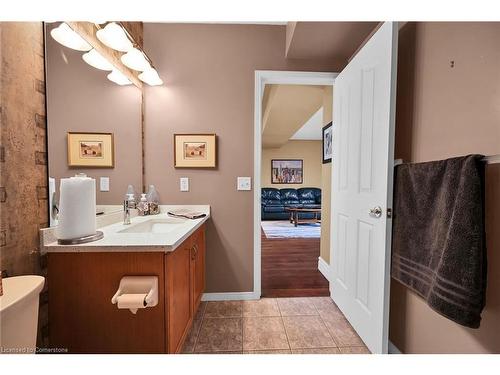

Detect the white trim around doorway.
[
  {"left": 253, "top": 70, "right": 338, "bottom": 299},
  {"left": 317, "top": 256, "right": 331, "bottom": 282}
]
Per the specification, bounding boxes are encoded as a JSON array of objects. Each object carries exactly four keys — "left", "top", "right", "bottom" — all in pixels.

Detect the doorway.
[
  {"left": 253, "top": 21, "right": 398, "bottom": 356},
  {"left": 253, "top": 71, "right": 337, "bottom": 299},
  {"left": 259, "top": 83, "right": 333, "bottom": 297}
]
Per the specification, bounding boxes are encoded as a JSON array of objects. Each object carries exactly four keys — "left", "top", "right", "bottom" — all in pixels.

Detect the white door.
[{"left": 329, "top": 22, "right": 398, "bottom": 354}]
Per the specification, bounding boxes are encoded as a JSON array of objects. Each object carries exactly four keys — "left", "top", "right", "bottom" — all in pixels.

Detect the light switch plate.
[
  {"left": 100, "top": 177, "right": 110, "bottom": 192},
  {"left": 237, "top": 177, "right": 252, "bottom": 191},
  {"left": 180, "top": 177, "right": 189, "bottom": 192}
]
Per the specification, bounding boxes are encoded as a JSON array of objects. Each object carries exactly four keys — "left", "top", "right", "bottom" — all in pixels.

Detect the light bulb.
[
  {"left": 138, "top": 68, "right": 163, "bottom": 86},
  {"left": 50, "top": 22, "right": 92, "bottom": 51},
  {"left": 121, "top": 48, "right": 150, "bottom": 72},
  {"left": 82, "top": 49, "right": 114, "bottom": 71},
  {"left": 107, "top": 69, "right": 132, "bottom": 86},
  {"left": 96, "top": 22, "right": 133, "bottom": 52}
]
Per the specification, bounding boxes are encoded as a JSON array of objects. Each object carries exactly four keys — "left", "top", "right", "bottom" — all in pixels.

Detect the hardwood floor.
[{"left": 261, "top": 226, "right": 330, "bottom": 298}]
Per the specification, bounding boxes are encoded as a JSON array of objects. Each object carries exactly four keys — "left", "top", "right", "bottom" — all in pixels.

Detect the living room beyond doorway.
[{"left": 260, "top": 82, "right": 333, "bottom": 297}]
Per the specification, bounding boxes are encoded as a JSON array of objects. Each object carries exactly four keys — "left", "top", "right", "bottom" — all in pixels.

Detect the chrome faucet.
[{"left": 123, "top": 195, "right": 137, "bottom": 225}]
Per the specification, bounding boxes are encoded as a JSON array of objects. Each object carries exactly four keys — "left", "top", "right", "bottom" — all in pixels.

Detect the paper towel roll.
[
  {"left": 117, "top": 293, "right": 147, "bottom": 314},
  {"left": 56, "top": 175, "right": 97, "bottom": 240}
]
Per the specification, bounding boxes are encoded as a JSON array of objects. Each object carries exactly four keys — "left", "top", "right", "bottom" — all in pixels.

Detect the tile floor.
[{"left": 182, "top": 297, "right": 371, "bottom": 354}]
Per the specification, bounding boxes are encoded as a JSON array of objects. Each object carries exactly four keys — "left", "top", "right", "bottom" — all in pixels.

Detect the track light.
[
  {"left": 50, "top": 22, "right": 92, "bottom": 51},
  {"left": 138, "top": 68, "right": 163, "bottom": 86}
]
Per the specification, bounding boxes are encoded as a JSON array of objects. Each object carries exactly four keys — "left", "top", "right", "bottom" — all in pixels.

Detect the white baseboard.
[
  {"left": 201, "top": 291, "right": 260, "bottom": 301},
  {"left": 318, "top": 256, "right": 330, "bottom": 282},
  {"left": 388, "top": 340, "right": 402, "bottom": 354}
]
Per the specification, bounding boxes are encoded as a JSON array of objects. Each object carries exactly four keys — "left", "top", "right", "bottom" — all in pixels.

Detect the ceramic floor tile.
[
  {"left": 194, "top": 301, "right": 207, "bottom": 321},
  {"left": 204, "top": 301, "right": 242, "bottom": 318},
  {"left": 282, "top": 315, "right": 336, "bottom": 349},
  {"left": 243, "top": 317, "right": 289, "bottom": 351},
  {"left": 243, "top": 298, "right": 280, "bottom": 317},
  {"left": 316, "top": 301, "right": 346, "bottom": 322},
  {"left": 339, "top": 346, "right": 371, "bottom": 354},
  {"left": 322, "top": 315, "right": 364, "bottom": 347},
  {"left": 309, "top": 297, "right": 335, "bottom": 310},
  {"left": 277, "top": 297, "right": 318, "bottom": 316},
  {"left": 292, "top": 347, "right": 341, "bottom": 354},
  {"left": 243, "top": 349, "right": 292, "bottom": 354},
  {"left": 194, "top": 317, "right": 243, "bottom": 353},
  {"left": 196, "top": 351, "right": 243, "bottom": 354},
  {"left": 181, "top": 318, "right": 202, "bottom": 353}
]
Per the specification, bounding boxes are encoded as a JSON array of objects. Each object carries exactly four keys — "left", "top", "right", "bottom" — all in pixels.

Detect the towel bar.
[
  {"left": 395, "top": 155, "right": 500, "bottom": 166},
  {"left": 482, "top": 154, "right": 500, "bottom": 164}
]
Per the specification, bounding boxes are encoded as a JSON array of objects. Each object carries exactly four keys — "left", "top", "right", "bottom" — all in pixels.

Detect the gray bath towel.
[{"left": 391, "top": 155, "right": 486, "bottom": 328}]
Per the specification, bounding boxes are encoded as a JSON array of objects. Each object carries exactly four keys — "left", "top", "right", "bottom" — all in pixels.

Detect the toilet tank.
[{"left": 0, "top": 276, "right": 45, "bottom": 354}]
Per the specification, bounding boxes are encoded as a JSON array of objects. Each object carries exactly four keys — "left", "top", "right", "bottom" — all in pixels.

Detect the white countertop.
[{"left": 45, "top": 205, "right": 210, "bottom": 253}]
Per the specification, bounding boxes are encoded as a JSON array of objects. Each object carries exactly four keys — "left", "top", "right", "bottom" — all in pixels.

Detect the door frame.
[{"left": 253, "top": 70, "right": 338, "bottom": 299}]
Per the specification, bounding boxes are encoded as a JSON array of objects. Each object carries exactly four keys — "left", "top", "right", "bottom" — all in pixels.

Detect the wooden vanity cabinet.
[
  {"left": 48, "top": 224, "right": 206, "bottom": 354},
  {"left": 191, "top": 225, "right": 206, "bottom": 313},
  {"left": 165, "top": 224, "right": 206, "bottom": 353}
]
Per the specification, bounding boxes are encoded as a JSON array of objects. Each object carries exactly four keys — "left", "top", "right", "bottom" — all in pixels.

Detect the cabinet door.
[
  {"left": 166, "top": 242, "right": 193, "bottom": 353},
  {"left": 191, "top": 226, "right": 206, "bottom": 311}
]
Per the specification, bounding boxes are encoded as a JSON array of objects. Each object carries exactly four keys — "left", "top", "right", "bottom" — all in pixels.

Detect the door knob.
[{"left": 369, "top": 206, "right": 383, "bottom": 218}]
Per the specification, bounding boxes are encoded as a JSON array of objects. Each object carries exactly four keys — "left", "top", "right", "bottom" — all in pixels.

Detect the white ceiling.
[{"left": 290, "top": 107, "right": 324, "bottom": 141}]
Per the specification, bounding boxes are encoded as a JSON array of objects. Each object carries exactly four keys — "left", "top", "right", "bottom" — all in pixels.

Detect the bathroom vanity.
[{"left": 44, "top": 206, "right": 209, "bottom": 353}]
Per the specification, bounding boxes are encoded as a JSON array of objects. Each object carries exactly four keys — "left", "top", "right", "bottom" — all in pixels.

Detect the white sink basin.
[{"left": 118, "top": 218, "right": 186, "bottom": 234}]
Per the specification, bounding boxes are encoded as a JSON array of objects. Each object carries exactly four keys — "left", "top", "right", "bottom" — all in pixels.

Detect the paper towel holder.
[
  {"left": 111, "top": 276, "right": 159, "bottom": 309},
  {"left": 57, "top": 230, "right": 104, "bottom": 245}
]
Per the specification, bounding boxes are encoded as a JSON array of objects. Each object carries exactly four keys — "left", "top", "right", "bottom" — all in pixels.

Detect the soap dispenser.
[
  {"left": 138, "top": 193, "right": 149, "bottom": 216},
  {"left": 146, "top": 185, "right": 160, "bottom": 215},
  {"left": 125, "top": 184, "right": 137, "bottom": 201}
]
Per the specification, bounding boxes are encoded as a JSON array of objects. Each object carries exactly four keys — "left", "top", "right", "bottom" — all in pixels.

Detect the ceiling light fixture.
[
  {"left": 96, "top": 22, "right": 133, "bottom": 52},
  {"left": 121, "top": 47, "right": 151, "bottom": 72},
  {"left": 107, "top": 69, "right": 132, "bottom": 86},
  {"left": 138, "top": 68, "right": 163, "bottom": 86},
  {"left": 82, "top": 49, "right": 114, "bottom": 71},
  {"left": 50, "top": 22, "right": 92, "bottom": 51}
]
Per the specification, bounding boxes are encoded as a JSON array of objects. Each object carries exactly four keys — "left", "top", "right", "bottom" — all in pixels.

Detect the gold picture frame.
[
  {"left": 67, "top": 132, "right": 115, "bottom": 168},
  {"left": 174, "top": 134, "right": 217, "bottom": 168}
]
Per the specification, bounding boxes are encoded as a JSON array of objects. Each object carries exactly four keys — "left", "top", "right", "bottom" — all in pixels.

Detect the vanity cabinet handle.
[{"left": 190, "top": 244, "right": 198, "bottom": 260}]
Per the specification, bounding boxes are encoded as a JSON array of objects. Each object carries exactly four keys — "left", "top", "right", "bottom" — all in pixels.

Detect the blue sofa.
[{"left": 261, "top": 187, "right": 321, "bottom": 220}]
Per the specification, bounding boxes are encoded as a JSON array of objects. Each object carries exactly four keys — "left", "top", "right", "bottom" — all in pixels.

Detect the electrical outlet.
[
  {"left": 100, "top": 177, "right": 110, "bottom": 192},
  {"left": 237, "top": 177, "right": 251, "bottom": 191},
  {"left": 180, "top": 177, "right": 189, "bottom": 192}
]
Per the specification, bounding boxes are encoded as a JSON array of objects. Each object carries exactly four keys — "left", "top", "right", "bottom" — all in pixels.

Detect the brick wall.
[{"left": 0, "top": 22, "right": 49, "bottom": 347}]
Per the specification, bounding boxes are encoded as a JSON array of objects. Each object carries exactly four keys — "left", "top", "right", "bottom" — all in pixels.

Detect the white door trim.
[
  {"left": 202, "top": 292, "right": 260, "bottom": 301},
  {"left": 317, "top": 257, "right": 331, "bottom": 282},
  {"left": 253, "top": 70, "right": 338, "bottom": 299}
]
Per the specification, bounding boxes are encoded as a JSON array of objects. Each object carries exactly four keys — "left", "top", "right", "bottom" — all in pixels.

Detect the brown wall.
[
  {"left": 262, "top": 141, "right": 322, "bottom": 189},
  {"left": 0, "top": 22, "right": 49, "bottom": 345},
  {"left": 45, "top": 24, "right": 143, "bottom": 204},
  {"left": 390, "top": 22, "right": 500, "bottom": 353},
  {"left": 143, "top": 24, "right": 343, "bottom": 293}
]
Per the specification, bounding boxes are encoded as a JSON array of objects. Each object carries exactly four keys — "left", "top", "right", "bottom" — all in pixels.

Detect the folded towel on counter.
[
  {"left": 167, "top": 209, "right": 206, "bottom": 220},
  {"left": 391, "top": 155, "right": 487, "bottom": 328}
]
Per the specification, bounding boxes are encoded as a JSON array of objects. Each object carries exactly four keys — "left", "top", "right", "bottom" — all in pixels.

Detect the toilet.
[{"left": 0, "top": 276, "right": 45, "bottom": 354}]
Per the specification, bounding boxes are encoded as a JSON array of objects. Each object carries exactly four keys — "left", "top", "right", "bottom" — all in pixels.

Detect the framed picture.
[
  {"left": 67, "top": 132, "right": 114, "bottom": 168},
  {"left": 322, "top": 122, "right": 333, "bottom": 164},
  {"left": 174, "top": 133, "right": 217, "bottom": 168},
  {"left": 271, "top": 159, "right": 303, "bottom": 184}
]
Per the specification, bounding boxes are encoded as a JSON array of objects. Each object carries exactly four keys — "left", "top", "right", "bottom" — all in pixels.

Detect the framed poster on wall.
[
  {"left": 67, "top": 132, "right": 114, "bottom": 168},
  {"left": 271, "top": 159, "right": 303, "bottom": 184},
  {"left": 322, "top": 122, "right": 332, "bottom": 164},
  {"left": 174, "top": 133, "right": 217, "bottom": 168}
]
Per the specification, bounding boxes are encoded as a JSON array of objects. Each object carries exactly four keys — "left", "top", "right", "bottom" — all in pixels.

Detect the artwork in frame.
[
  {"left": 174, "top": 134, "right": 217, "bottom": 168},
  {"left": 67, "top": 132, "right": 114, "bottom": 168},
  {"left": 271, "top": 159, "right": 303, "bottom": 184},
  {"left": 322, "top": 121, "right": 333, "bottom": 164}
]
